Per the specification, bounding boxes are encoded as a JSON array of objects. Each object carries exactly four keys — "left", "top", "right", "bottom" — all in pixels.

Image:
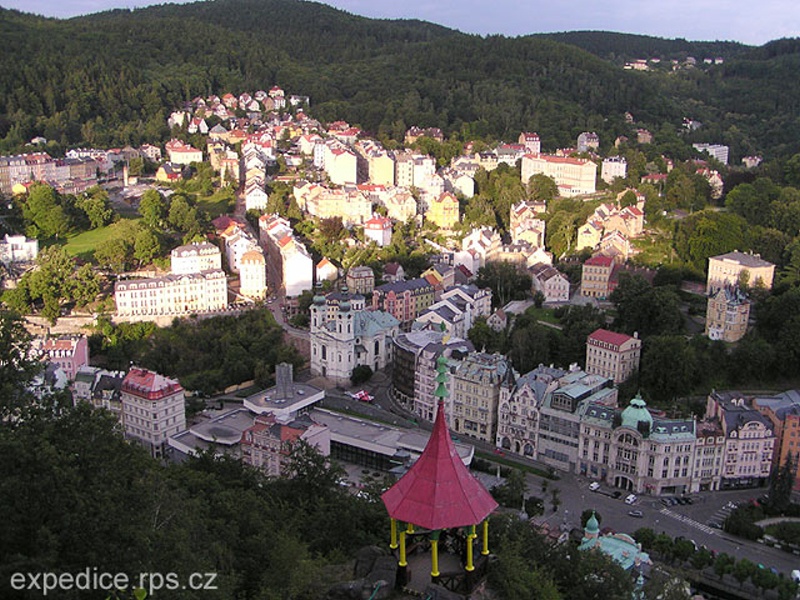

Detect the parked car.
[
  {"left": 661, "top": 497, "right": 673, "bottom": 506},
  {"left": 347, "top": 390, "right": 374, "bottom": 403},
  {"left": 588, "top": 482, "right": 601, "bottom": 492},
  {"left": 625, "top": 494, "right": 638, "bottom": 505},
  {"left": 628, "top": 510, "right": 644, "bottom": 518}
]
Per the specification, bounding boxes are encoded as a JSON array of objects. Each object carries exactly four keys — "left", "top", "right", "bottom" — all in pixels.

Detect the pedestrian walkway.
[{"left": 660, "top": 507, "right": 717, "bottom": 535}]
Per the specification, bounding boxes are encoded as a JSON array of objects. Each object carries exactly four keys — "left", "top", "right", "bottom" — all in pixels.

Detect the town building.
[
  {"left": 414, "top": 284, "right": 492, "bottom": 340},
  {"left": 518, "top": 132, "right": 541, "bottom": 154},
  {"left": 309, "top": 290, "right": 400, "bottom": 384},
  {"left": 121, "top": 367, "right": 186, "bottom": 459},
  {"left": 705, "top": 390, "right": 775, "bottom": 489},
  {"left": 0, "top": 234, "right": 38, "bottom": 264},
  {"left": 585, "top": 329, "right": 642, "bottom": 384},
  {"left": 520, "top": 154, "right": 597, "bottom": 197},
  {"left": 345, "top": 265, "right": 375, "bottom": 296},
  {"left": 165, "top": 139, "right": 203, "bottom": 165},
  {"left": 425, "top": 192, "right": 460, "bottom": 229},
  {"left": 239, "top": 248, "right": 267, "bottom": 300},
  {"left": 754, "top": 390, "right": 800, "bottom": 491},
  {"left": 578, "top": 394, "right": 696, "bottom": 495},
  {"left": 529, "top": 263, "right": 570, "bottom": 303},
  {"left": 171, "top": 242, "right": 222, "bottom": 274},
  {"left": 707, "top": 251, "right": 775, "bottom": 293},
  {"left": 364, "top": 214, "right": 393, "bottom": 246},
  {"left": 32, "top": 335, "right": 90, "bottom": 381},
  {"left": 578, "top": 513, "right": 651, "bottom": 579},
  {"left": 451, "top": 352, "right": 515, "bottom": 444},
  {"left": 693, "top": 143, "right": 730, "bottom": 165},
  {"left": 259, "top": 214, "right": 314, "bottom": 298},
  {"left": 577, "top": 132, "right": 600, "bottom": 153},
  {"left": 372, "top": 278, "right": 436, "bottom": 327},
  {"left": 241, "top": 412, "right": 329, "bottom": 477},
  {"left": 706, "top": 285, "right": 750, "bottom": 342},
  {"left": 580, "top": 255, "right": 615, "bottom": 299},
  {"left": 114, "top": 270, "right": 228, "bottom": 317},
  {"left": 601, "top": 156, "right": 627, "bottom": 183}
]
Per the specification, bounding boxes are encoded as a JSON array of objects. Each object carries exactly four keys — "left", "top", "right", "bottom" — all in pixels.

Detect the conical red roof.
[{"left": 381, "top": 401, "right": 498, "bottom": 530}]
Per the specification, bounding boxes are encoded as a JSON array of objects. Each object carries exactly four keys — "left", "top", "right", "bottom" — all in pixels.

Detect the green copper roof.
[{"left": 621, "top": 394, "right": 653, "bottom": 431}]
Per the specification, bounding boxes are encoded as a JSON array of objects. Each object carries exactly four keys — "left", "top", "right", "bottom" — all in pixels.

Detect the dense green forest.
[{"left": 2, "top": 0, "right": 800, "bottom": 159}]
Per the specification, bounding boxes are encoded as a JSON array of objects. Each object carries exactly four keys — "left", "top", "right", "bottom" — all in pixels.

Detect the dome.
[
  {"left": 620, "top": 394, "right": 653, "bottom": 431},
  {"left": 340, "top": 300, "right": 351, "bottom": 313},
  {"left": 585, "top": 511, "right": 600, "bottom": 535},
  {"left": 313, "top": 293, "right": 326, "bottom": 306}
]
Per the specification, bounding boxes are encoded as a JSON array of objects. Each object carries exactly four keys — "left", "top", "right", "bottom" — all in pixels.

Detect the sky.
[{"left": 4, "top": 0, "right": 800, "bottom": 46}]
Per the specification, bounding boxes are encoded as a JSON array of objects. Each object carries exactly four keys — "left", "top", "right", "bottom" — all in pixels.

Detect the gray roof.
[
  {"left": 375, "top": 278, "right": 433, "bottom": 294},
  {"left": 711, "top": 251, "right": 774, "bottom": 269}
]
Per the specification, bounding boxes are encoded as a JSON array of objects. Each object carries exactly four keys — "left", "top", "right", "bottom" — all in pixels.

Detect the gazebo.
[{"left": 381, "top": 356, "right": 498, "bottom": 593}]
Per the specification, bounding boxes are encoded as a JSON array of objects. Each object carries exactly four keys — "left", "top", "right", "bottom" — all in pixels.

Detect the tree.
[
  {"left": 639, "top": 336, "right": 700, "bottom": 405},
  {"left": 767, "top": 453, "right": 795, "bottom": 514},
  {"left": 25, "top": 246, "right": 80, "bottom": 323},
  {"left": 139, "top": 189, "right": 168, "bottom": 230},
  {"left": 167, "top": 195, "right": 200, "bottom": 234},
  {"left": 133, "top": 227, "right": 161, "bottom": 266},
  {"left": 77, "top": 186, "right": 113, "bottom": 229},
  {"left": 350, "top": 364, "right": 373, "bottom": 386},
  {"left": 610, "top": 274, "right": 684, "bottom": 338},
  {"left": 94, "top": 237, "right": 133, "bottom": 273},
  {"left": 475, "top": 262, "right": 531, "bottom": 308},
  {"left": 21, "top": 183, "right": 73, "bottom": 239},
  {"left": 527, "top": 173, "right": 558, "bottom": 203},
  {"left": 0, "top": 311, "right": 41, "bottom": 419}
]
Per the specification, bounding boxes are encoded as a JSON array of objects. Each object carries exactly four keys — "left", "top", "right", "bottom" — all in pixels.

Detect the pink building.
[{"left": 33, "top": 335, "right": 89, "bottom": 381}]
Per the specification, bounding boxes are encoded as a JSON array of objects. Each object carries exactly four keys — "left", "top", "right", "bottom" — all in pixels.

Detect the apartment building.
[
  {"left": 585, "top": 329, "right": 642, "bottom": 384},
  {"left": 706, "top": 285, "right": 750, "bottom": 342},
  {"left": 707, "top": 251, "right": 775, "bottom": 293},
  {"left": 115, "top": 270, "right": 228, "bottom": 317},
  {"left": 170, "top": 242, "right": 222, "bottom": 274},
  {"left": 451, "top": 352, "right": 515, "bottom": 444},
  {"left": 259, "top": 214, "right": 313, "bottom": 298},
  {"left": 520, "top": 153, "right": 597, "bottom": 196}
]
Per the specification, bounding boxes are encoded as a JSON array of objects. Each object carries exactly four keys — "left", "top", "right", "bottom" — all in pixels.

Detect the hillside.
[{"left": 0, "top": 0, "right": 799, "bottom": 159}]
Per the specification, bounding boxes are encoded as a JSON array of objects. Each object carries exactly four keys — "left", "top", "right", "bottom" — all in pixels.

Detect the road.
[{"left": 322, "top": 373, "right": 800, "bottom": 576}]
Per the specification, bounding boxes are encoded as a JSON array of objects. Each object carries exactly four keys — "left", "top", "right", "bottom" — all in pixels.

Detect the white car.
[
  {"left": 588, "top": 482, "right": 600, "bottom": 492},
  {"left": 625, "top": 494, "right": 638, "bottom": 505}
]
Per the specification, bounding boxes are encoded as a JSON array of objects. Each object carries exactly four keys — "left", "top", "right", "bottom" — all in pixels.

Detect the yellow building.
[
  {"left": 426, "top": 192, "right": 460, "bottom": 229},
  {"left": 707, "top": 251, "right": 775, "bottom": 293},
  {"left": 705, "top": 286, "right": 750, "bottom": 342}
]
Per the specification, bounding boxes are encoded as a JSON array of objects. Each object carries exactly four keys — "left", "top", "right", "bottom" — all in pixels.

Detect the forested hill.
[
  {"left": 1, "top": 0, "right": 800, "bottom": 158},
  {"left": 536, "top": 31, "right": 750, "bottom": 63}
]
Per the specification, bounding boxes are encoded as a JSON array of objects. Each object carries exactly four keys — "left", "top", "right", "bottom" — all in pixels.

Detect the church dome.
[
  {"left": 585, "top": 511, "right": 600, "bottom": 535},
  {"left": 339, "top": 300, "right": 351, "bottom": 313},
  {"left": 621, "top": 394, "right": 653, "bottom": 432},
  {"left": 313, "top": 293, "right": 326, "bottom": 306}
]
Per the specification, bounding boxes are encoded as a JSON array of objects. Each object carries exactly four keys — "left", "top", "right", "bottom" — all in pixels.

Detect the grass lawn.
[
  {"left": 524, "top": 306, "right": 560, "bottom": 325},
  {"left": 197, "top": 190, "right": 235, "bottom": 219},
  {"left": 632, "top": 228, "right": 677, "bottom": 266},
  {"left": 63, "top": 218, "right": 141, "bottom": 261}
]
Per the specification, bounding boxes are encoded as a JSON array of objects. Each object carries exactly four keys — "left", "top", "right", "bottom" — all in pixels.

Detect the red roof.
[
  {"left": 584, "top": 255, "right": 614, "bottom": 267},
  {"left": 381, "top": 401, "right": 497, "bottom": 530},
  {"left": 588, "top": 328, "right": 635, "bottom": 347}
]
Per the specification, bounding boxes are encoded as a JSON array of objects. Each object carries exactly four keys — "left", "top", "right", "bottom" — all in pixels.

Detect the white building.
[
  {"left": 170, "top": 242, "right": 222, "bottom": 274},
  {"left": 239, "top": 248, "right": 267, "bottom": 300},
  {"left": 259, "top": 214, "right": 314, "bottom": 298},
  {"left": 121, "top": 367, "right": 186, "bottom": 459},
  {"left": 309, "top": 290, "right": 399, "bottom": 384},
  {"left": 693, "top": 143, "right": 729, "bottom": 165},
  {"left": 114, "top": 270, "right": 227, "bottom": 317},
  {"left": 601, "top": 156, "right": 628, "bottom": 184},
  {"left": 364, "top": 214, "right": 393, "bottom": 246},
  {"left": 0, "top": 234, "right": 38, "bottom": 264},
  {"left": 521, "top": 154, "right": 597, "bottom": 197}
]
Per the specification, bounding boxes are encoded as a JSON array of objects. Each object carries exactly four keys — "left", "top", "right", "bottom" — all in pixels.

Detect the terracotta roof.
[
  {"left": 584, "top": 255, "right": 614, "bottom": 267},
  {"left": 588, "top": 328, "right": 636, "bottom": 347},
  {"left": 381, "top": 400, "right": 497, "bottom": 529}
]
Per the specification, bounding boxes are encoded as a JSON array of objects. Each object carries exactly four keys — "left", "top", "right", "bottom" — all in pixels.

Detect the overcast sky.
[{"left": 5, "top": 0, "right": 800, "bottom": 45}]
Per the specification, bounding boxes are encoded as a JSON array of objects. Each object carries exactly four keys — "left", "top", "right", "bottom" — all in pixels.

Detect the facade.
[
  {"left": 241, "top": 413, "right": 329, "bottom": 477},
  {"left": 707, "top": 251, "right": 775, "bottom": 293},
  {"left": 121, "top": 367, "right": 186, "bottom": 459},
  {"left": 345, "top": 265, "right": 375, "bottom": 296},
  {"left": 309, "top": 291, "right": 400, "bottom": 384},
  {"left": 0, "top": 234, "right": 38, "bottom": 264},
  {"left": 451, "top": 352, "right": 515, "bottom": 444},
  {"left": 239, "top": 248, "right": 267, "bottom": 300},
  {"left": 414, "top": 284, "right": 492, "bottom": 340},
  {"left": 364, "top": 214, "right": 393, "bottom": 246},
  {"left": 579, "top": 395, "right": 696, "bottom": 495},
  {"left": 580, "top": 255, "right": 615, "bottom": 299},
  {"left": 170, "top": 242, "right": 222, "bottom": 274},
  {"left": 706, "top": 391, "right": 775, "bottom": 489},
  {"left": 425, "top": 192, "right": 460, "bottom": 229},
  {"left": 115, "top": 270, "right": 227, "bottom": 317},
  {"left": 372, "top": 278, "right": 436, "bottom": 326},
  {"left": 706, "top": 285, "right": 750, "bottom": 342},
  {"left": 529, "top": 263, "right": 570, "bottom": 303},
  {"left": 693, "top": 143, "right": 730, "bottom": 165},
  {"left": 577, "top": 131, "right": 600, "bottom": 153},
  {"left": 585, "top": 329, "right": 642, "bottom": 384},
  {"left": 32, "top": 335, "right": 89, "bottom": 381},
  {"left": 601, "top": 156, "right": 627, "bottom": 183},
  {"left": 165, "top": 139, "right": 203, "bottom": 165},
  {"left": 259, "top": 214, "right": 314, "bottom": 297},
  {"left": 754, "top": 390, "right": 800, "bottom": 491},
  {"left": 520, "top": 153, "right": 597, "bottom": 196}
]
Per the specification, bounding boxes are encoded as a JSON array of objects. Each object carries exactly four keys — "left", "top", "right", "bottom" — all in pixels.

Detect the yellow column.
[
  {"left": 482, "top": 520, "right": 490, "bottom": 555},
  {"left": 406, "top": 522, "right": 415, "bottom": 534},
  {"left": 465, "top": 525, "right": 476, "bottom": 572},
  {"left": 430, "top": 539, "right": 440, "bottom": 578},
  {"left": 390, "top": 518, "right": 398, "bottom": 550},
  {"left": 399, "top": 531, "right": 407, "bottom": 567}
]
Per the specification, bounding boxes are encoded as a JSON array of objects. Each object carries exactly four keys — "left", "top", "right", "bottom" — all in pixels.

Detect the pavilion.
[{"left": 381, "top": 356, "right": 498, "bottom": 595}]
